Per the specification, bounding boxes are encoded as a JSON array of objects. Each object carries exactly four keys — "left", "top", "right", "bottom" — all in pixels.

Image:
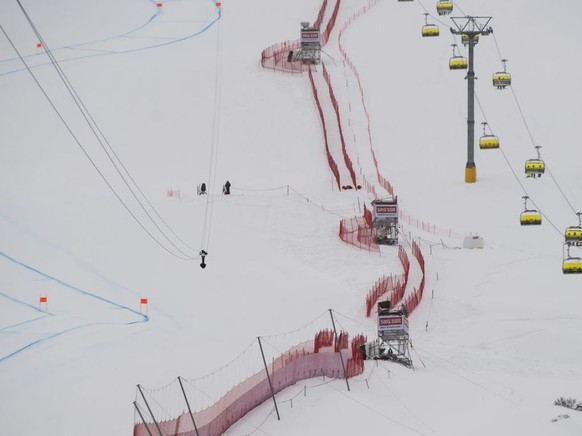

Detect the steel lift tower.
[{"left": 450, "top": 16, "right": 492, "bottom": 183}]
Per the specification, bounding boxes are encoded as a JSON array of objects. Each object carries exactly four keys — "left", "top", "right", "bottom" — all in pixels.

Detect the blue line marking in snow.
[
  {"left": 0, "top": 290, "right": 53, "bottom": 315},
  {"left": 0, "top": 251, "right": 148, "bottom": 322},
  {"left": 0, "top": 291, "right": 54, "bottom": 331},
  {"left": 0, "top": 5, "right": 162, "bottom": 65},
  {"left": 0, "top": 314, "right": 52, "bottom": 332},
  {"left": 0, "top": 0, "right": 221, "bottom": 77},
  {"left": 0, "top": 322, "right": 113, "bottom": 364}
]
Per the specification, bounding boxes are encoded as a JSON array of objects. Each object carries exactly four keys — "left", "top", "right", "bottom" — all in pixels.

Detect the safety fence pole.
[
  {"left": 177, "top": 376, "right": 201, "bottom": 436},
  {"left": 258, "top": 336, "right": 281, "bottom": 420},
  {"left": 137, "top": 384, "right": 163, "bottom": 436},
  {"left": 133, "top": 401, "right": 154, "bottom": 436},
  {"left": 329, "top": 309, "right": 350, "bottom": 391}
]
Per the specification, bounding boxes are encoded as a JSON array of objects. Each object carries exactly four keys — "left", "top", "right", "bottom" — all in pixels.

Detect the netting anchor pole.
[
  {"left": 329, "top": 309, "right": 350, "bottom": 392},
  {"left": 258, "top": 336, "right": 281, "bottom": 420},
  {"left": 178, "top": 377, "right": 200, "bottom": 436},
  {"left": 137, "top": 385, "right": 163, "bottom": 436},
  {"left": 133, "top": 401, "right": 154, "bottom": 436}
]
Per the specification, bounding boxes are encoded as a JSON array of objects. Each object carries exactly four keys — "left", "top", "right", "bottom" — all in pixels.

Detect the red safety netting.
[
  {"left": 403, "top": 241, "right": 426, "bottom": 315},
  {"left": 260, "top": 40, "right": 304, "bottom": 74},
  {"left": 322, "top": 63, "right": 357, "bottom": 188},
  {"left": 365, "top": 246, "right": 409, "bottom": 317},
  {"left": 336, "top": 0, "right": 394, "bottom": 198},
  {"left": 134, "top": 331, "right": 365, "bottom": 436},
  {"left": 338, "top": 215, "right": 379, "bottom": 253},
  {"left": 308, "top": 67, "right": 341, "bottom": 189},
  {"left": 313, "top": 0, "right": 329, "bottom": 29},
  {"left": 399, "top": 209, "right": 464, "bottom": 239},
  {"left": 321, "top": 0, "right": 342, "bottom": 46}
]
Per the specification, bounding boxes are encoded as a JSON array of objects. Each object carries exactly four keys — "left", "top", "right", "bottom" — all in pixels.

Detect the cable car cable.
[
  {"left": 450, "top": 0, "right": 467, "bottom": 17},
  {"left": 14, "top": 0, "right": 197, "bottom": 259},
  {"left": 474, "top": 93, "right": 562, "bottom": 237},
  {"left": 416, "top": 0, "right": 454, "bottom": 30},
  {"left": 491, "top": 32, "right": 579, "bottom": 216},
  {"left": 0, "top": 23, "right": 195, "bottom": 260},
  {"left": 200, "top": 14, "right": 224, "bottom": 255},
  {"left": 3, "top": 22, "right": 196, "bottom": 261}
]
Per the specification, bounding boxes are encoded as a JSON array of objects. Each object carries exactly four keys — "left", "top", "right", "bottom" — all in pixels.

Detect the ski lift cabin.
[
  {"left": 563, "top": 243, "right": 582, "bottom": 274},
  {"left": 493, "top": 72, "right": 512, "bottom": 89},
  {"left": 449, "top": 44, "right": 467, "bottom": 70},
  {"left": 479, "top": 122, "right": 499, "bottom": 149},
  {"left": 422, "top": 13, "right": 439, "bottom": 37},
  {"left": 371, "top": 197, "right": 399, "bottom": 245},
  {"left": 525, "top": 159, "right": 545, "bottom": 177},
  {"left": 521, "top": 210, "right": 542, "bottom": 226},
  {"left": 520, "top": 196, "right": 541, "bottom": 226},
  {"left": 565, "top": 213, "right": 582, "bottom": 246},
  {"left": 436, "top": 0, "right": 453, "bottom": 15},
  {"left": 493, "top": 59, "right": 511, "bottom": 89},
  {"left": 525, "top": 145, "right": 545, "bottom": 177},
  {"left": 563, "top": 257, "right": 582, "bottom": 274},
  {"left": 565, "top": 228, "right": 582, "bottom": 245}
]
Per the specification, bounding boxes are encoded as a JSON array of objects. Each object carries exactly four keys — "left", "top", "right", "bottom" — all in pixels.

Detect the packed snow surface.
[{"left": 1, "top": 0, "right": 581, "bottom": 434}]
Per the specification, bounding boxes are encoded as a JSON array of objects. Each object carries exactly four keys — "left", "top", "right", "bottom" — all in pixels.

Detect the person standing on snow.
[{"left": 223, "top": 180, "right": 231, "bottom": 195}]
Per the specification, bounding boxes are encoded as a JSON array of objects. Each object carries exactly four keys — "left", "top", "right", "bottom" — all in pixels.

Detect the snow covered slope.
[{"left": 1, "top": 0, "right": 581, "bottom": 435}]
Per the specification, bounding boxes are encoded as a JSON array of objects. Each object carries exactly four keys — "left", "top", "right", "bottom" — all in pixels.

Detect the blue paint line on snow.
[
  {"left": 0, "top": 218, "right": 176, "bottom": 323},
  {"left": 63, "top": 10, "right": 162, "bottom": 51},
  {"left": 0, "top": 321, "right": 118, "bottom": 364},
  {"left": 0, "top": 290, "right": 54, "bottom": 315},
  {"left": 0, "top": 314, "right": 53, "bottom": 333},
  {"left": 0, "top": 5, "right": 162, "bottom": 65},
  {"left": 0, "top": 251, "right": 148, "bottom": 323},
  {"left": 0, "top": 1, "right": 221, "bottom": 77}
]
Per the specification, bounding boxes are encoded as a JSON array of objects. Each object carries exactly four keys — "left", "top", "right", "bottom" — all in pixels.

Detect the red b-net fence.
[
  {"left": 399, "top": 209, "right": 464, "bottom": 239},
  {"left": 338, "top": 205, "right": 379, "bottom": 253},
  {"left": 308, "top": 67, "right": 341, "bottom": 190},
  {"left": 336, "top": 0, "right": 394, "bottom": 198},
  {"left": 259, "top": 0, "right": 339, "bottom": 75},
  {"left": 321, "top": 0, "right": 342, "bottom": 46},
  {"left": 313, "top": 0, "right": 329, "bottom": 29},
  {"left": 322, "top": 63, "right": 357, "bottom": 188},
  {"left": 403, "top": 241, "right": 426, "bottom": 315},
  {"left": 365, "top": 246, "right": 410, "bottom": 317},
  {"left": 134, "top": 330, "right": 366, "bottom": 436},
  {"left": 260, "top": 40, "right": 304, "bottom": 74}
]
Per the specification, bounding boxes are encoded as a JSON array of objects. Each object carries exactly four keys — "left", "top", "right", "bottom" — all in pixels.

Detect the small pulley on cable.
[
  {"left": 199, "top": 250, "right": 208, "bottom": 269},
  {"left": 436, "top": 0, "right": 453, "bottom": 16},
  {"left": 525, "top": 145, "right": 545, "bottom": 178},
  {"left": 520, "top": 195, "right": 542, "bottom": 226},
  {"left": 479, "top": 122, "right": 500, "bottom": 150},
  {"left": 565, "top": 212, "right": 582, "bottom": 246},
  {"left": 449, "top": 44, "right": 467, "bottom": 70},
  {"left": 492, "top": 59, "right": 512, "bottom": 89},
  {"left": 422, "top": 13, "right": 440, "bottom": 37}
]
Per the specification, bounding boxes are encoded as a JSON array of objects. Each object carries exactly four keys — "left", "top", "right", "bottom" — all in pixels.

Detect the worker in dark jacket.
[{"left": 223, "top": 180, "right": 231, "bottom": 195}]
